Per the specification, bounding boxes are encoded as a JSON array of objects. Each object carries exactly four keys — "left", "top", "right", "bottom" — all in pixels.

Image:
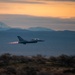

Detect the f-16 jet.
[{"left": 9, "top": 36, "right": 44, "bottom": 45}]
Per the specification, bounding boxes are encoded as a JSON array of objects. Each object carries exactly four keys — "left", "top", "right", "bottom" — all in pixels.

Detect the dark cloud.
[
  {"left": 0, "top": 14, "right": 75, "bottom": 31},
  {"left": 0, "top": 0, "right": 44, "bottom": 4},
  {"left": 38, "top": 0, "right": 75, "bottom": 2},
  {"left": 0, "top": 0, "right": 75, "bottom": 4}
]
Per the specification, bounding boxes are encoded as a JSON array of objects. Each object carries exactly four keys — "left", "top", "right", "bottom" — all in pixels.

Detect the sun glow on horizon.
[{"left": 0, "top": 1, "right": 75, "bottom": 18}]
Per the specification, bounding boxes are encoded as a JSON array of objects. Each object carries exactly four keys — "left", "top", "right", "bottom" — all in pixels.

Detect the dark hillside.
[{"left": 0, "top": 53, "right": 75, "bottom": 75}]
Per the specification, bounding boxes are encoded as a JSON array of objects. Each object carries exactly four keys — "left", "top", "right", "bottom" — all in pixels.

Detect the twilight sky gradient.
[{"left": 0, "top": 0, "right": 75, "bottom": 31}]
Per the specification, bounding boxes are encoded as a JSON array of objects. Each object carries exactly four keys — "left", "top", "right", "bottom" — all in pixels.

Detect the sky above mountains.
[
  {"left": 0, "top": 15, "right": 75, "bottom": 31},
  {"left": 0, "top": 0, "right": 75, "bottom": 31},
  {"left": 0, "top": 0, "right": 75, "bottom": 18}
]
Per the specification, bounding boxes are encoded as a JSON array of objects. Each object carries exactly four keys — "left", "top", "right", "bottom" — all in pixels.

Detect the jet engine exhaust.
[{"left": 9, "top": 41, "right": 19, "bottom": 44}]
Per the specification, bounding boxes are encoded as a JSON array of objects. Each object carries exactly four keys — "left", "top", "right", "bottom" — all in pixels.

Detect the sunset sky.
[{"left": 0, "top": 0, "right": 75, "bottom": 31}]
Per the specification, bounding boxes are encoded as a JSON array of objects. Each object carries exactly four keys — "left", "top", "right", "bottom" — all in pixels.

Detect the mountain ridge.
[
  {"left": 28, "top": 27, "right": 54, "bottom": 31},
  {"left": 0, "top": 22, "right": 10, "bottom": 31},
  {"left": 0, "top": 22, "right": 74, "bottom": 32}
]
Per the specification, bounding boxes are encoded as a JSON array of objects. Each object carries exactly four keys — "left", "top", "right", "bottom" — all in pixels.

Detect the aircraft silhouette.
[{"left": 9, "top": 36, "right": 44, "bottom": 45}]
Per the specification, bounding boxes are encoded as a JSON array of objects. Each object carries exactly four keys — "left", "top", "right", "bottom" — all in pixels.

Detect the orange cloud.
[{"left": 0, "top": 1, "right": 75, "bottom": 18}]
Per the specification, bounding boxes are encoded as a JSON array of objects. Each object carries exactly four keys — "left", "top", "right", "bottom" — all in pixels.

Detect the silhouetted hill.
[{"left": 0, "top": 53, "right": 75, "bottom": 75}]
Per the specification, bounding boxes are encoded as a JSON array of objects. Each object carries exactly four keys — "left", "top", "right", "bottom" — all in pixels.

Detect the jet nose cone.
[{"left": 39, "top": 40, "right": 44, "bottom": 42}]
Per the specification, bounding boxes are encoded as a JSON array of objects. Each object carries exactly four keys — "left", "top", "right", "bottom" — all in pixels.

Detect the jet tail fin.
[{"left": 17, "top": 36, "right": 25, "bottom": 42}]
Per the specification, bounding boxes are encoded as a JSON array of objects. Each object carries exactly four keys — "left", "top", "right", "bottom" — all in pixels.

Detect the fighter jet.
[{"left": 9, "top": 36, "right": 44, "bottom": 45}]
